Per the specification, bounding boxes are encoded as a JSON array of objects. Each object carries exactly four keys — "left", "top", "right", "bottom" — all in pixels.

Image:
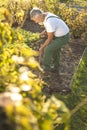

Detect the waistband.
[{"left": 54, "top": 32, "right": 69, "bottom": 39}]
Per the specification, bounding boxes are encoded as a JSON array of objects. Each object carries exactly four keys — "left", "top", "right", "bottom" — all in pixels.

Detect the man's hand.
[
  {"left": 40, "top": 30, "right": 47, "bottom": 38},
  {"left": 39, "top": 32, "right": 54, "bottom": 56},
  {"left": 39, "top": 45, "right": 45, "bottom": 56}
]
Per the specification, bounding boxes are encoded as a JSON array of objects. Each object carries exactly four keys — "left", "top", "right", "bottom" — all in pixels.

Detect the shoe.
[{"left": 42, "top": 65, "right": 59, "bottom": 75}]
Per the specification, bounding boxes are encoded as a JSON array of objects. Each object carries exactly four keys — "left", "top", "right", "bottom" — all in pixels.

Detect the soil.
[{"left": 23, "top": 19, "right": 87, "bottom": 95}]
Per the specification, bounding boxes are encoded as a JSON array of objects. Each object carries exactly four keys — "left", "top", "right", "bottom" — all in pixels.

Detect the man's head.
[{"left": 30, "top": 7, "right": 45, "bottom": 23}]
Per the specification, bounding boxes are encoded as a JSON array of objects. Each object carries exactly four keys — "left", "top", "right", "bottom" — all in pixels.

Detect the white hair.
[{"left": 30, "top": 7, "right": 43, "bottom": 19}]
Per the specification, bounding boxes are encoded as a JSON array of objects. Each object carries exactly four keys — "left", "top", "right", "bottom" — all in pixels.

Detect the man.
[{"left": 30, "top": 7, "right": 70, "bottom": 73}]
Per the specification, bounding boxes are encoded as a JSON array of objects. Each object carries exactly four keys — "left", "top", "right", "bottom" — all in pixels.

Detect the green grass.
[{"left": 54, "top": 47, "right": 87, "bottom": 130}]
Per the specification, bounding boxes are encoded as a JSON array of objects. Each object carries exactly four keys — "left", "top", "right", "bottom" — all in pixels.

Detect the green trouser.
[{"left": 42, "top": 33, "right": 70, "bottom": 71}]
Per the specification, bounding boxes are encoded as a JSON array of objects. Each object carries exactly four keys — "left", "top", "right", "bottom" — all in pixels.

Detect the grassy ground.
[{"left": 54, "top": 47, "right": 87, "bottom": 130}]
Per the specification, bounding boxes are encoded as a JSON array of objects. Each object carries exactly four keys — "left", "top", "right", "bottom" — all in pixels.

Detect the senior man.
[{"left": 30, "top": 7, "right": 70, "bottom": 73}]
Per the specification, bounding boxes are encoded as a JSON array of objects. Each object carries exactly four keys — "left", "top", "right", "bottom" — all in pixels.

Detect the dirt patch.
[
  {"left": 42, "top": 40, "right": 86, "bottom": 95},
  {"left": 22, "top": 19, "right": 43, "bottom": 32},
  {"left": 23, "top": 19, "right": 87, "bottom": 95}
]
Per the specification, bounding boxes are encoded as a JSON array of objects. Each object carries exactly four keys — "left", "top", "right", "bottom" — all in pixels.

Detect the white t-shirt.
[{"left": 43, "top": 12, "right": 69, "bottom": 37}]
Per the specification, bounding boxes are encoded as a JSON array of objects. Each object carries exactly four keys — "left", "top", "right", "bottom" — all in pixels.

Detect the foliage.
[
  {"left": 7, "top": 0, "right": 28, "bottom": 26},
  {"left": 0, "top": 21, "right": 70, "bottom": 130},
  {"left": 57, "top": 3, "right": 87, "bottom": 39},
  {"left": 0, "top": 0, "right": 31, "bottom": 26},
  {"left": 16, "top": 28, "right": 40, "bottom": 46},
  {"left": 0, "top": 22, "right": 39, "bottom": 91}
]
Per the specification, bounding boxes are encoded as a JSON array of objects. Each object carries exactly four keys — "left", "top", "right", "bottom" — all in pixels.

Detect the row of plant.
[
  {"left": 1, "top": 0, "right": 86, "bottom": 40},
  {"left": 0, "top": 21, "right": 70, "bottom": 130}
]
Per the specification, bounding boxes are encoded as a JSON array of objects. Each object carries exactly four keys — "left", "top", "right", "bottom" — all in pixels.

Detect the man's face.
[{"left": 31, "top": 14, "right": 42, "bottom": 24}]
